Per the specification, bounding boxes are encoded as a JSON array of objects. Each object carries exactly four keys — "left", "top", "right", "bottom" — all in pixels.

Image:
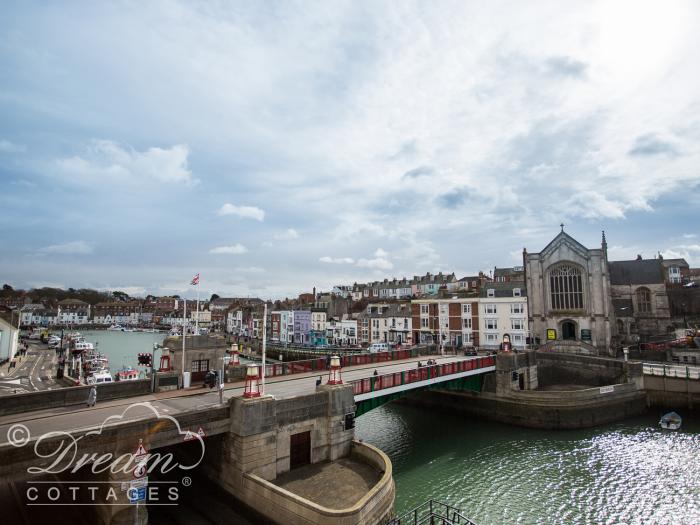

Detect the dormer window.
[
  {"left": 513, "top": 288, "right": 521, "bottom": 297},
  {"left": 487, "top": 289, "right": 495, "bottom": 297}
]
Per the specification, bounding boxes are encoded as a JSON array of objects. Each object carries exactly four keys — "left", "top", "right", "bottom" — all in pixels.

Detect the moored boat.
[
  {"left": 116, "top": 367, "right": 139, "bottom": 381},
  {"left": 659, "top": 411, "right": 682, "bottom": 430}
]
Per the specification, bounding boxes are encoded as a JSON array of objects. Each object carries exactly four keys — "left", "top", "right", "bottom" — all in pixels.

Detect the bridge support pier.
[{"left": 94, "top": 468, "right": 148, "bottom": 525}]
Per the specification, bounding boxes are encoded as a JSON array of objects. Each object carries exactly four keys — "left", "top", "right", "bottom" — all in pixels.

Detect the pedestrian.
[
  {"left": 373, "top": 369, "right": 378, "bottom": 376},
  {"left": 417, "top": 361, "right": 422, "bottom": 368},
  {"left": 86, "top": 385, "right": 97, "bottom": 407},
  {"left": 315, "top": 375, "right": 322, "bottom": 386}
]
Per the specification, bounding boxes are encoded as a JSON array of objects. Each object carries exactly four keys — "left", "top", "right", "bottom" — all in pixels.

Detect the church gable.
[{"left": 539, "top": 231, "right": 591, "bottom": 264}]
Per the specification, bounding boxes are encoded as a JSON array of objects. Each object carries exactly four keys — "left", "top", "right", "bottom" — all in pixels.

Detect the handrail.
[
  {"left": 350, "top": 356, "right": 495, "bottom": 396},
  {"left": 389, "top": 499, "right": 478, "bottom": 525},
  {"left": 642, "top": 362, "right": 700, "bottom": 380}
]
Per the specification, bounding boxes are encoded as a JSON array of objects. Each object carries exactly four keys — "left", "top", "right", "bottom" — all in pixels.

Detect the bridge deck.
[{"left": 0, "top": 355, "right": 478, "bottom": 447}]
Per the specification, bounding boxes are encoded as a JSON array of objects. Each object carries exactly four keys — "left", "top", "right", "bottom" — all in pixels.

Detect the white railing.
[{"left": 642, "top": 363, "right": 700, "bottom": 380}]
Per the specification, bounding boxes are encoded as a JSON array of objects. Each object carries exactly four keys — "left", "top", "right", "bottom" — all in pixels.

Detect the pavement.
[
  {"left": 274, "top": 457, "right": 381, "bottom": 509},
  {"left": 0, "top": 341, "right": 61, "bottom": 395},
  {"left": 0, "top": 354, "right": 473, "bottom": 446}
]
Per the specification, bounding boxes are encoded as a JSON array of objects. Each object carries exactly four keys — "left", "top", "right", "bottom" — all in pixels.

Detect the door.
[
  {"left": 190, "top": 359, "right": 210, "bottom": 382},
  {"left": 290, "top": 430, "right": 311, "bottom": 469},
  {"left": 562, "top": 321, "right": 576, "bottom": 341}
]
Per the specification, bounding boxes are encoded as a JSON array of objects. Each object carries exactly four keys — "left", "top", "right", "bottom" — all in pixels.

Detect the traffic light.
[{"left": 137, "top": 353, "right": 152, "bottom": 366}]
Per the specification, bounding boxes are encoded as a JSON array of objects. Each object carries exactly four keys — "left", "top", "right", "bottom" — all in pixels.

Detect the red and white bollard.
[
  {"left": 230, "top": 345, "right": 240, "bottom": 366},
  {"left": 327, "top": 355, "right": 343, "bottom": 385},
  {"left": 243, "top": 364, "right": 261, "bottom": 398}
]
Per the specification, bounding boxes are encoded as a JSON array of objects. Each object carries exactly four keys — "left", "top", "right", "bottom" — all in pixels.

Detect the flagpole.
[
  {"left": 195, "top": 280, "right": 200, "bottom": 336},
  {"left": 182, "top": 295, "right": 186, "bottom": 388},
  {"left": 261, "top": 302, "right": 267, "bottom": 395}
]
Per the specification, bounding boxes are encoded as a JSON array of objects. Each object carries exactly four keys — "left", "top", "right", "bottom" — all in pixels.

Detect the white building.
[
  {"left": 326, "top": 318, "right": 358, "bottom": 346},
  {"left": 0, "top": 313, "right": 19, "bottom": 362},
  {"left": 479, "top": 283, "right": 528, "bottom": 350}
]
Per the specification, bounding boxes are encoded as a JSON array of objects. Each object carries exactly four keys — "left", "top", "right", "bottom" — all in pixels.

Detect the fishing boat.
[
  {"left": 86, "top": 370, "right": 113, "bottom": 384},
  {"left": 115, "top": 367, "right": 139, "bottom": 381},
  {"left": 659, "top": 411, "right": 682, "bottom": 430}
]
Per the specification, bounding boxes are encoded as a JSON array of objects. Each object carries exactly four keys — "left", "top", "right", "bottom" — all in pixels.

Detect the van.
[{"left": 368, "top": 343, "right": 389, "bottom": 353}]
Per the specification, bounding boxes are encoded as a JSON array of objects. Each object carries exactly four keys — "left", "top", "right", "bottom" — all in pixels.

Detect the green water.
[
  {"left": 355, "top": 403, "right": 700, "bottom": 525},
  {"left": 80, "top": 330, "right": 166, "bottom": 371}
]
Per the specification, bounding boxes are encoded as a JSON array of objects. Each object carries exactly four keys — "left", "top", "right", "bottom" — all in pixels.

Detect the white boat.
[
  {"left": 87, "top": 370, "right": 113, "bottom": 384},
  {"left": 73, "top": 340, "right": 95, "bottom": 352},
  {"left": 107, "top": 324, "right": 124, "bottom": 331},
  {"left": 659, "top": 412, "right": 682, "bottom": 430}
]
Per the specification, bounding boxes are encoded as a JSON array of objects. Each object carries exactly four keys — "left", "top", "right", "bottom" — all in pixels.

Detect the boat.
[
  {"left": 659, "top": 411, "right": 682, "bottom": 430},
  {"left": 86, "top": 370, "right": 113, "bottom": 384},
  {"left": 107, "top": 324, "right": 124, "bottom": 331},
  {"left": 116, "top": 367, "right": 139, "bottom": 381}
]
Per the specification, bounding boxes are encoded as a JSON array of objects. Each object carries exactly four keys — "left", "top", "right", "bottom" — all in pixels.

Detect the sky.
[{"left": 1, "top": 0, "right": 699, "bottom": 299}]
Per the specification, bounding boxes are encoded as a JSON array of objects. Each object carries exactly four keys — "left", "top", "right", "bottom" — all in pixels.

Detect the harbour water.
[
  {"left": 79, "top": 330, "right": 166, "bottom": 372},
  {"left": 355, "top": 402, "right": 700, "bottom": 525}
]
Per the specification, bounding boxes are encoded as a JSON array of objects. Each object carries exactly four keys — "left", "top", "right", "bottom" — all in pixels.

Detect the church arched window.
[
  {"left": 549, "top": 264, "right": 584, "bottom": 310},
  {"left": 635, "top": 287, "right": 652, "bottom": 314}
]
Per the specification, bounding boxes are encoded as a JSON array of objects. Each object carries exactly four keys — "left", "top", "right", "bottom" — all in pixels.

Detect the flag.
[{"left": 190, "top": 273, "right": 200, "bottom": 286}]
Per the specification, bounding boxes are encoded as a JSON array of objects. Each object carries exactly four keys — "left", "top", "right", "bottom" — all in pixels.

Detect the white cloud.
[
  {"left": 54, "top": 140, "right": 197, "bottom": 186},
  {"left": 209, "top": 244, "right": 248, "bottom": 254},
  {"left": 38, "top": 240, "right": 93, "bottom": 255},
  {"left": 319, "top": 256, "right": 355, "bottom": 264},
  {"left": 662, "top": 244, "right": 700, "bottom": 265},
  {"left": 233, "top": 266, "right": 264, "bottom": 273},
  {"left": 273, "top": 228, "right": 299, "bottom": 240},
  {"left": 682, "top": 233, "right": 697, "bottom": 239},
  {"left": 0, "top": 139, "right": 26, "bottom": 153},
  {"left": 353, "top": 247, "right": 394, "bottom": 270},
  {"left": 218, "top": 203, "right": 265, "bottom": 221}
]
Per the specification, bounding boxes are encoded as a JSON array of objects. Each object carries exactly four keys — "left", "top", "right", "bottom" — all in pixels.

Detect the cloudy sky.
[{"left": 1, "top": 1, "right": 699, "bottom": 299}]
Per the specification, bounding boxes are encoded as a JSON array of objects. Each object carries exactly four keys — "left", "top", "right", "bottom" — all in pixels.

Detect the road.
[
  {"left": 0, "top": 342, "right": 61, "bottom": 395},
  {"left": 0, "top": 355, "right": 475, "bottom": 446}
]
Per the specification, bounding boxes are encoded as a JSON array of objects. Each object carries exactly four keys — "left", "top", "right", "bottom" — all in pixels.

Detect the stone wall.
[
  {"left": 405, "top": 388, "right": 647, "bottom": 429},
  {"left": 535, "top": 351, "right": 638, "bottom": 387},
  {"left": 644, "top": 374, "right": 700, "bottom": 410},
  {"left": 0, "top": 379, "right": 151, "bottom": 416},
  {"left": 238, "top": 441, "right": 394, "bottom": 525}
]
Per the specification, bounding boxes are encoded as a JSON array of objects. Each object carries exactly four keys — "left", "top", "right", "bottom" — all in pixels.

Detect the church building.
[{"left": 523, "top": 228, "right": 616, "bottom": 356}]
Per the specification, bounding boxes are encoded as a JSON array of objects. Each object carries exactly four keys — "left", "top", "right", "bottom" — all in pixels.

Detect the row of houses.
[{"left": 224, "top": 280, "right": 528, "bottom": 350}]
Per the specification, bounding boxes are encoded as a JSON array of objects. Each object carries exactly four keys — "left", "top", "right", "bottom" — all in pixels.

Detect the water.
[
  {"left": 355, "top": 403, "right": 700, "bottom": 525},
  {"left": 79, "top": 330, "right": 165, "bottom": 371}
]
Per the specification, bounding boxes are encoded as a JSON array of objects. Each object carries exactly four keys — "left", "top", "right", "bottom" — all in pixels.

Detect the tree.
[
  {"left": 2, "top": 284, "right": 13, "bottom": 292},
  {"left": 210, "top": 293, "right": 220, "bottom": 302}
]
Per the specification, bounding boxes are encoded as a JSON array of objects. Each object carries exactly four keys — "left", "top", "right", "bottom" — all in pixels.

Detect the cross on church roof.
[{"left": 560, "top": 223, "right": 564, "bottom": 232}]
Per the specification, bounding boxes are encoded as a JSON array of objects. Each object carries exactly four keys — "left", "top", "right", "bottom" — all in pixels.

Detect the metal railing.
[
  {"left": 389, "top": 500, "right": 478, "bottom": 525},
  {"left": 350, "top": 356, "right": 495, "bottom": 396},
  {"left": 642, "top": 363, "right": 700, "bottom": 380}
]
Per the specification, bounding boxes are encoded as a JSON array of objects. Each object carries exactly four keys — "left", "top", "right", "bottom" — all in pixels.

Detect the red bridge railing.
[
  {"left": 260, "top": 348, "right": 422, "bottom": 378},
  {"left": 350, "top": 356, "right": 495, "bottom": 396}
]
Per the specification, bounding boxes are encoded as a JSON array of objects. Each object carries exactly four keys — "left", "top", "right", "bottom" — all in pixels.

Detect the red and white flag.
[{"left": 190, "top": 273, "right": 200, "bottom": 286}]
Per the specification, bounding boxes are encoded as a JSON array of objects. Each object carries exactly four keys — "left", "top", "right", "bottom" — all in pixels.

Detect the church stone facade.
[{"left": 524, "top": 230, "right": 616, "bottom": 356}]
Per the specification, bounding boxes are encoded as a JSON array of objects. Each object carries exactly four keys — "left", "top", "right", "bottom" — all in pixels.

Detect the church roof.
[{"left": 609, "top": 259, "right": 665, "bottom": 285}]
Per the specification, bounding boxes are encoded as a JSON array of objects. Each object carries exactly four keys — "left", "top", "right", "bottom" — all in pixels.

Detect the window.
[
  {"left": 420, "top": 304, "right": 429, "bottom": 314},
  {"left": 485, "top": 304, "right": 497, "bottom": 315},
  {"left": 462, "top": 304, "right": 471, "bottom": 315},
  {"left": 421, "top": 318, "right": 429, "bottom": 328},
  {"left": 510, "top": 303, "right": 524, "bottom": 314},
  {"left": 487, "top": 289, "right": 495, "bottom": 297},
  {"left": 486, "top": 319, "right": 498, "bottom": 330},
  {"left": 511, "top": 319, "right": 524, "bottom": 330},
  {"left": 635, "top": 287, "right": 652, "bottom": 314},
  {"left": 486, "top": 333, "right": 498, "bottom": 342},
  {"left": 496, "top": 276, "right": 506, "bottom": 282},
  {"left": 512, "top": 334, "right": 523, "bottom": 343},
  {"left": 439, "top": 304, "right": 448, "bottom": 315},
  {"left": 549, "top": 264, "right": 584, "bottom": 310},
  {"left": 463, "top": 318, "right": 472, "bottom": 329},
  {"left": 513, "top": 288, "right": 521, "bottom": 297}
]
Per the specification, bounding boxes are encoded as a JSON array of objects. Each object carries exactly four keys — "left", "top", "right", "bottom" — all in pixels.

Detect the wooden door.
[{"left": 290, "top": 431, "right": 311, "bottom": 469}]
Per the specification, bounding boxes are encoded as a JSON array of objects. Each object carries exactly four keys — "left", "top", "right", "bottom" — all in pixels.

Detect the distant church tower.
[{"left": 523, "top": 226, "right": 615, "bottom": 355}]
